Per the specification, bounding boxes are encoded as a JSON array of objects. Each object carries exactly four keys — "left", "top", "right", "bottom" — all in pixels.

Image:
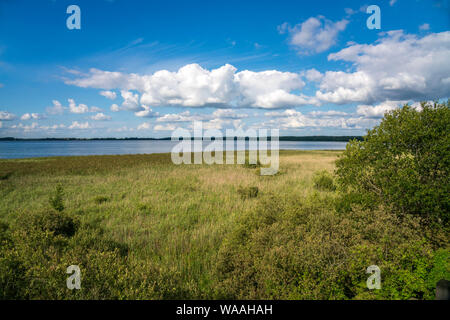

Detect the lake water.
[{"left": 0, "top": 140, "right": 347, "bottom": 159}]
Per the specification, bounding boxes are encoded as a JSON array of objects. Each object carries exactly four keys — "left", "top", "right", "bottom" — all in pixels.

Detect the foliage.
[
  {"left": 0, "top": 147, "right": 448, "bottom": 300},
  {"left": 313, "top": 170, "right": 336, "bottom": 191},
  {"left": 49, "top": 184, "right": 65, "bottom": 212},
  {"left": 237, "top": 186, "right": 259, "bottom": 199},
  {"left": 336, "top": 101, "right": 450, "bottom": 224},
  {"left": 93, "top": 196, "right": 109, "bottom": 204},
  {"left": 0, "top": 209, "right": 188, "bottom": 299},
  {"left": 214, "top": 193, "right": 448, "bottom": 299}
]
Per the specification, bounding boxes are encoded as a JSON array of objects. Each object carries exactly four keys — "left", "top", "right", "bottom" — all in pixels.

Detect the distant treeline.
[{"left": 0, "top": 136, "right": 362, "bottom": 142}]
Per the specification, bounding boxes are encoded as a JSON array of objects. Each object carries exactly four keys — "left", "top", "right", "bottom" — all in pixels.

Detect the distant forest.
[{"left": 0, "top": 136, "right": 362, "bottom": 142}]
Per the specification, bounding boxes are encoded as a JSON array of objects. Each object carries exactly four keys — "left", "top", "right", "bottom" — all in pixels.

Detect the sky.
[{"left": 0, "top": 0, "right": 449, "bottom": 138}]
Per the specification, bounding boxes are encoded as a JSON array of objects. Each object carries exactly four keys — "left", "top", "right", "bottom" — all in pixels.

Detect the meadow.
[{"left": 1, "top": 149, "right": 447, "bottom": 299}]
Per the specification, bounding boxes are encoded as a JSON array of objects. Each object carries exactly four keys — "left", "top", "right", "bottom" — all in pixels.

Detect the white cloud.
[
  {"left": 156, "top": 111, "right": 195, "bottom": 122},
  {"left": 356, "top": 101, "right": 402, "bottom": 118},
  {"left": 419, "top": 23, "right": 430, "bottom": 31},
  {"left": 10, "top": 123, "right": 66, "bottom": 131},
  {"left": 0, "top": 121, "right": 2, "bottom": 128},
  {"left": 90, "top": 106, "right": 103, "bottom": 113},
  {"left": 211, "top": 109, "right": 248, "bottom": 119},
  {"left": 137, "top": 122, "right": 152, "bottom": 130},
  {"left": 46, "top": 100, "right": 66, "bottom": 115},
  {"left": 235, "top": 69, "right": 313, "bottom": 108},
  {"left": 108, "top": 126, "right": 134, "bottom": 133},
  {"left": 303, "top": 68, "right": 323, "bottom": 82},
  {"left": 344, "top": 8, "right": 357, "bottom": 16},
  {"left": 68, "top": 121, "right": 91, "bottom": 129},
  {"left": 20, "top": 122, "right": 38, "bottom": 131},
  {"left": 308, "top": 110, "right": 349, "bottom": 117},
  {"left": 0, "top": 111, "right": 16, "bottom": 120},
  {"left": 99, "top": 90, "right": 117, "bottom": 100},
  {"left": 263, "top": 109, "right": 377, "bottom": 130},
  {"left": 279, "top": 16, "right": 349, "bottom": 54},
  {"left": 91, "top": 113, "right": 112, "bottom": 121},
  {"left": 68, "top": 98, "right": 89, "bottom": 114},
  {"left": 156, "top": 109, "right": 248, "bottom": 123},
  {"left": 21, "top": 113, "right": 45, "bottom": 120},
  {"left": 66, "top": 68, "right": 146, "bottom": 90},
  {"left": 110, "top": 104, "right": 120, "bottom": 112},
  {"left": 153, "top": 124, "right": 177, "bottom": 131},
  {"left": 389, "top": 0, "right": 397, "bottom": 6},
  {"left": 134, "top": 105, "right": 159, "bottom": 118},
  {"left": 66, "top": 63, "right": 316, "bottom": 110},
  {"left": 317, "top": 31, "right": 450, "bottom": 104},
  {"left": 121, "top": 90, "right": 142, "bottom": 111}
]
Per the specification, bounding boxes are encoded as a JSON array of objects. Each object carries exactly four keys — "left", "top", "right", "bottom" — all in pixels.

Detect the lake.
[{"left": 0, "top": 140, "right": 348, "bottom": 159}]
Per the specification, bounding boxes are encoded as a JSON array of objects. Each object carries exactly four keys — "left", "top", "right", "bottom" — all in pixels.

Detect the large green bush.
[
  {"left": 214, "top": 193, "right": 448, "bottom": 299},
  {"left": 336, "top": 101, "right": 450, "bottom": 224},
  {"left": 0, "top": 209, "right": 188, "bottom": 299}
]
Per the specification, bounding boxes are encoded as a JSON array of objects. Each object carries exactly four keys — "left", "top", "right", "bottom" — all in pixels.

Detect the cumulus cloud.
[
  {"left": 10, "top": 122, "right": 65, "bottom": 132},
  {"left": 356, "top": 101, "right": 402, "bottom": 118},
  {"left": 91, "top": 113, "right": 112, "bottom": 121},
  {"left": 68, "top": 98, "right": 89, "bottom": 114},
  {"left": 47, "top": 99, "right": 103, "bottom": 114},
  {"left": 0, "top": 111, "right": 16, "bottom": 120},
  {"left": 46, "top": 100, "right": 66, "bottom": 115},
  {"left": 134, "top": 105, "right": 159, "bottom": 118},
  {"left": 308, "top": 110, "right": 349, "bottom": 117},
  {"left": 211, "top": 109, "right": 248, "bottom": 119},
  {"left": 156, "top": 109, "right": 248, "bottom": 123},
  {"left": 279, "top": 16, "right": 349, "bottom": 54},
  {"left": 263, "top": 109, "right": 377, "bottom": 130},
  {"left": 68, "top": 121, "right": 91, "bottom": 129},
  {"left": 153, "top": 124, "right": 177, "bottom": 131},
  {"left": 107, "top": 126, "right": 134, "bottom": 133},
  {"left": 0, "top": 121, "right": 2, "bottom": 128},
  {"left": 90, "top": 106, "right": 103, "bottom": 113},
  {"left": 21, "top": 113, "right": 46, "bottom": 120},
  {"left": 303, "top": 68, "right": 324, "bottom": 82},
  {"left": 121, "top": 90, "right": 142, "bottom": 111},
  {"left": 110, "top": 104, "right": 120, "bottom": 112},
  {"left": 316, "top": 31, "right": 450, "bottom": 104},
  {"left": 137, "top": 122, "right": 152, "bottom": 130},
  {"left": 66, "top": 63, "right": 315, "bottom": 110},
  {"left": 99, "top": 90, "right": 117, "bottom": 100},
  {"left": 13, "top": 122, "right": 39, "bottom": 131},
  {"left": 235, "top": 69, "right": 312, "bottom": 108}
]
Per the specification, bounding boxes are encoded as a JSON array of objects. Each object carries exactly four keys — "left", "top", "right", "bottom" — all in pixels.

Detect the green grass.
[
  {"left": 0, "top": 151, "right": 338, "bottom": 297},
  {"left": 0, "top": 150, "right": 447, "bottom": 299}
]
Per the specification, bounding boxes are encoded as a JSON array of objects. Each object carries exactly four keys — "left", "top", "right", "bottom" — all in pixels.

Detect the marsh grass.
[{"left": 0, "top": 150, "right": 447, "bottom": 299}]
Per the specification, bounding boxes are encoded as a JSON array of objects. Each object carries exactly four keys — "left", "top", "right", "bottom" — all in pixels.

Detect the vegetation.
[
  {"left": 336, "top": 101, "right": 450, "bottom": 224},
  {"left": 0, "top": 101, "right": 448, "bottom": 299}
]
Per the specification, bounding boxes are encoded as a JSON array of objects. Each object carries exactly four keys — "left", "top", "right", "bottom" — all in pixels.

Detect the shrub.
[
  {"left": 336, "top": 101, "right": 450, "bottom": 224},
  {"left": 15, "top": 210, "right": 78, "bottom": 238},
  {"left": 49, "top": 184, "right": 65, "bottom": 212},
  {"left": 94, "top": 196, "right": 109, "bottom": 204},
  {"left": 237, "top": 186, "right": 259, "bottom": 200},
  {"left": 313, "top": 170, "right": 336, "bottom": 191},
  {"left": 0, "top": 172, "right": 12, "bottom": 180},
  {"left": 215, "top": 192, "right": 447, "bottom": 299},
  {"left": 0, "top": 209, "right": 180, "bottom": 299}
]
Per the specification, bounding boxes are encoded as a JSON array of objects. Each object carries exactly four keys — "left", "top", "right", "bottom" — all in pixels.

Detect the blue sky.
[{"left": 0, "top": 0, "right": 449, "bottom": 138}]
